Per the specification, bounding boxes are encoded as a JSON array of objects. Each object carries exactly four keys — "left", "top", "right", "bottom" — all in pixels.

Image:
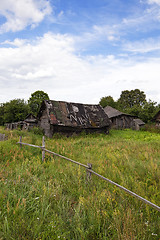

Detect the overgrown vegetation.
[
  {"left": 1, "top": 89, "right": 160, "bottom": 126},
  {"left": 0, "top": 128, "right": 160, "bottom": 239},
  {"left": 99, "top": 89, "right": 160, "bottom": 123},
  {"left": 0, "top": 90, "right": 49, "bottom": 125}
]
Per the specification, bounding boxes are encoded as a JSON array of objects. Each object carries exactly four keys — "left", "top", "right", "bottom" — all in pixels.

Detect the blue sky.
[{"left": 0, "top": 0, "right": 160, "bottom": 104}]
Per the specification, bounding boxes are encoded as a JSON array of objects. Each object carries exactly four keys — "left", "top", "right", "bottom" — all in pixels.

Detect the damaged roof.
[
  {"left": 38, "top": 100, "right": 110, "bottom": 128},
  {"left": 133, "top": 118, "right": 145, "bottom": 126},
  {"left": 24, "top": 113, "right": 37, "bottom": 123},
  {"left": 104, "top": 106, "right": 133, "bottom": 118}
]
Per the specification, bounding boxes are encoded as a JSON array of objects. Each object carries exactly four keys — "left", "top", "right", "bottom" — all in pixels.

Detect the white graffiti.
[
  {"left": 69, "top": 113, "right": 90, "bottom": 125},
  {"left": 72, "top": 105, "right": 79, "bottom": 113}
]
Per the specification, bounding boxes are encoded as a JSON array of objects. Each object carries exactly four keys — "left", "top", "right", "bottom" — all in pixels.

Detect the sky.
[{"left": 0, "top": 0, "right": 160, "bottom": 104}]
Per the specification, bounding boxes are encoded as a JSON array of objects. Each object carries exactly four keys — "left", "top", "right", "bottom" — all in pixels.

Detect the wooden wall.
[
  {"left": 39, "top": 109, "right": 52, "bottom": 138},
  {"left": 111, "top": 115, "right": 134, "bottom": 129}
]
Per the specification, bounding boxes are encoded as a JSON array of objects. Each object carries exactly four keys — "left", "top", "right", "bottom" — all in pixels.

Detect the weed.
[{"left": 0, "top": 127, "right": 160, "bottom": 239}]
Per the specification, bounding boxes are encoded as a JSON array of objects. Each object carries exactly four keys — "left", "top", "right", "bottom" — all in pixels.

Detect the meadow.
[{"left": 0, "top": 127, "right": 160, "bottom": 240}]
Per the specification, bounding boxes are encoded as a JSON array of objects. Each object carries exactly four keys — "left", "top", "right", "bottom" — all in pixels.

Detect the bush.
[
  {"left": 29, "top": 127, "right": 44, "bottom": 136},
  {"left": 142, "top": 123, "right": 160, "bottom": 133}
]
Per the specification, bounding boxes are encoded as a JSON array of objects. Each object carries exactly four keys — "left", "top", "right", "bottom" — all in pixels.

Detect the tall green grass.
[{"left": 0, "top": 128, "right": 160, "bottom": 239}]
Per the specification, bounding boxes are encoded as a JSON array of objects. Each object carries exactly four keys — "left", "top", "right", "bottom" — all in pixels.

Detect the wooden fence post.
[
  {"left": 86, "top": 163, "right": 92, "bottom": 182},
  {"left": 2, "top": 134, "right": 5, "bottom": 141},
  {"left": 19, "top": 136, "right": 22, "bottom": 149},
  {"left": 42, "top": 136, "right": 45, "bottom": 162},
  {"left": 0, "top": 134, "right": 5, "bottom": 141}
]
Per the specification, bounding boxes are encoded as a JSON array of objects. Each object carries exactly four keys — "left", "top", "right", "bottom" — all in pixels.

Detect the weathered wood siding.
[
  {"left": 39, "top": 109, "right": 51, "bottom": 138},
  {"left": 50, "top": 125, "right": 109, "bottom": 135},
  {"left": 37, "top": 100, "right": 111, "bottom": 137},
  {"left": 111, "top": 115, "right": 134, "bottom": 129}
]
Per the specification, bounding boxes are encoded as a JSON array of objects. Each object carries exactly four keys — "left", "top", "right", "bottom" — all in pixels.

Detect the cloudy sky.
[{"left": 0, "top": 0, "right": 160, "bottom": 104}]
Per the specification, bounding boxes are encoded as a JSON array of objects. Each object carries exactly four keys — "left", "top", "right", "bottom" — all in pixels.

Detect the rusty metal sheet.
[{"left": 50, "top": 113, "right": 58, "bottom": 124}]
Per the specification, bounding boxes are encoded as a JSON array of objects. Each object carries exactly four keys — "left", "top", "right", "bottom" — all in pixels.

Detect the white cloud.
[
  {"left": 145, "top": 0, "right": 160, "bottom": 21},
  {"left": 147, "top": 0, "right": 160, "bottom": 5},
  {"left": 123, "top": 38, "right": 160, "bottom": 53},
  {"left": 0, "top": 0, "right": 52, "bottom": 33},
  {"left": 1, "top": 38, "right": 28, "bottom": 47},
  {"left": 80, "top": 6, "right": 160, "bottom": 47},
  {"left": 92, "top": 25, "right": 119, "bottom": 42},
  {"left": 0, "top": 33, "right": 160, "bottom": 104}
]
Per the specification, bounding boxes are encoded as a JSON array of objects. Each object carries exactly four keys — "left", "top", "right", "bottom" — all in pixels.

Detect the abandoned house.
[
  {"left": 5, "top": 113, "right": 37, "bottom": 130},
  {"left": 5, "top": 121, "right": 24, "bottom": 130},
  {"left": 153, "top": 110, "right": 160, "bottom": 127},
  {"left": 133, "top": 118, "right": 145, "bottom": 130},
  {"left": 37, "top": 100, "right": 111, "bottom": 137},
  {"left": 22, "top": 114, "right": 38, "bottom": 130},
  {"left": 104, "top": 106, "right": 145, "bottom": 130}
]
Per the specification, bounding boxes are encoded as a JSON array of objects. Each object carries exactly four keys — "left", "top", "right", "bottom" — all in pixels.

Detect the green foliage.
[
  {"left": 121, "top": 99, "right": 158, "bottom": 123},
  {"left": 28, "top": 90, "right": 49, "bottom": 116},
  {"left": 29, "top": 127, "right": 44, "bottom": 136},
  {"left": 139, "top": 100, "right": 159, "bottom": 123},
  {"left": 0, "top": 127, "right": 160, "bottom": 239},
  {"left": 0, "top": 103, "right": 5, "bottom": 125},
  {"left": 142, "top": 123, "right": 160, "bottom": 133},
  {"left": 0, "top": 90, "right": 50, "bottom": 125},
  {"left": 99, "top": 96, "right": 117, "bottom": 108},
  {"left": 2, "top": 99, "right": 29, "bottom": 124},
  {"left": 100, "top": 89, "right": 160, "bottom": 123},
  {"left": 117, "top": 89, "right": 147, "bottom": 109}
]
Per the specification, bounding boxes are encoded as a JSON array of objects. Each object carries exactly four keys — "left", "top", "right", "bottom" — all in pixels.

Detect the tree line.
[
  {"left": 0, "top": 90, "right": 49, "bottom": 125},
  {"left": 99, "top": 89, "right": 160, "bottom": 123},
  {"left": 0, "top": 89, "right": 159, "bottom": 125}
]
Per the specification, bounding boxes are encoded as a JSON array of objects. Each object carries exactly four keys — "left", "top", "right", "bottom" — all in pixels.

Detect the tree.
[
  {"left": 3, "top": 99, "right": 29, "bottom": 123},
  {"left": 99, "top": 96, "right": 117, "bottom": 108},
  {"left": 117, "top": 89, "right": 146, "bottom": 110},
  {"left": 0, "top": 103, "right": 5, "bottom": 125},
  {"left": 28, "top": 90, "right": 49, "bottom": 116},
  {"left": 138, "top": 100, "right": 158, "bottom": 123}
]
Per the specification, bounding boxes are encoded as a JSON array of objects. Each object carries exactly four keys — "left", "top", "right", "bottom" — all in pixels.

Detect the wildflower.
[
  {"left": 79, "top": 196, "right": 85, "bottom": 206},
  {"left": 145, "top": 221, "right": 149, "bottom": 226},
  {"left": 107, "top": 197, "right": 110, "bottom": 202},
  {"left": 151, "top": 233, "right": 157, "bottom": 236}
]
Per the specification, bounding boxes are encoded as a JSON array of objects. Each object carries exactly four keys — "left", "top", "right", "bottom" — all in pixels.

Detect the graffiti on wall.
[{"left": 68, "top": 105, "right": 92, "bottom": 126}]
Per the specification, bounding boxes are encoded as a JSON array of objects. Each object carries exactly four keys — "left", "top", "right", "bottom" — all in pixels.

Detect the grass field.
[{"left": 0, "top": 127, "right": 160, "bottom": 239}]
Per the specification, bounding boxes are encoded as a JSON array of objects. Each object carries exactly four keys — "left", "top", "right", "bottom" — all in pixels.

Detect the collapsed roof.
[{"left": 133, "top": 118, "right": 145, "bottom": 126}]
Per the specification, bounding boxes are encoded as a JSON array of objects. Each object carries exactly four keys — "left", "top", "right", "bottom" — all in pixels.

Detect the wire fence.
[{"left": 17, "top": 136, "right": 160, "bottom": 212}]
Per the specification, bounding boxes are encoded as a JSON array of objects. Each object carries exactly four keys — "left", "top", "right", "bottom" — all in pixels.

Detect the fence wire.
[{"left": 17, "top": 137, "right": 160, "bottom": 212}]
